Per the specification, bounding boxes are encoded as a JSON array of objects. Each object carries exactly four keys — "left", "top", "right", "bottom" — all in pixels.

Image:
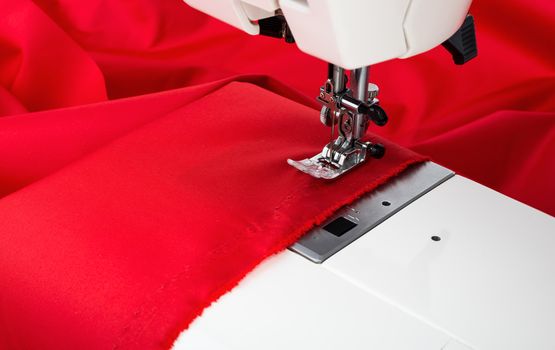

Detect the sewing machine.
[
  {"left": 185, "top": 0, "right": 476, "bottom": 179},
  {"left": 173, "top": 1, "right": 555, "bottom": 349}
]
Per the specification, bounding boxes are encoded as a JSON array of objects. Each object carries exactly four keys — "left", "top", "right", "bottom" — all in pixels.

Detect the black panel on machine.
[{"left": 323, "top": 217, "right": 358, "bottom": 237}]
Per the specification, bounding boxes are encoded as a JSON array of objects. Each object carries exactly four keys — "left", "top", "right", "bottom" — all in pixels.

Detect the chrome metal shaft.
[
  {"left": 331, "top": 65, "right": 346, "bottom": 93},
  {"left": 350, "top": 67, "right": 369, "bottom": 140}
]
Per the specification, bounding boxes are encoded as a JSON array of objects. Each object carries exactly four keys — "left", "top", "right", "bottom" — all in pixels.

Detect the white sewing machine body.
[
  {"left": 174, "top": 1, "right": 554, "bottom": 348},
  {"left": 186, "top": 0, "right": 478, "bottom": 180},
  {"left": 184, "top": 0, "right": 472, "bottom": 69},
  {"left": 174, "top": 165, "right": 555, "bottom": 350}
]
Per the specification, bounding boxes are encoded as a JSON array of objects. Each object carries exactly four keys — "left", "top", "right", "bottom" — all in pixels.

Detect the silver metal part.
[
  {"left": 289, "top": 64, "right": 386, "bottom": 179},
  {"left": 331, "top": 65, "right": 346, "bottom": 94},
  {"left": 350, "top": 67, "right": 369, "bottom": 140},
  {"left": 289, "top": 162, "right": 455, "bottom": 263},
  {"left": 367, "top": 83, "right": 379, "bottom": 101},
  {"left": 287, "top": 141, "right": 369, "bottom": 179}
]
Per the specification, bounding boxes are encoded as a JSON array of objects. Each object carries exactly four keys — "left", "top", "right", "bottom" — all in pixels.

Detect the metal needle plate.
[{"left": 289, "top": 162, "right": 454, "bottom": 263}]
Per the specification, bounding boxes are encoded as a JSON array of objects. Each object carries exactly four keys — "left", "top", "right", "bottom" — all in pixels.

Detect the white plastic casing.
[
  {"left": 184, "top": 0, "right": 472, "bottom": 69},
  {"left": 173, "top": 175, "right": 555, "bottom": 350}
]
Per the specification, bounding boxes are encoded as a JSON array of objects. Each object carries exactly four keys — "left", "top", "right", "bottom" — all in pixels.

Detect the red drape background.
[{"left": 0, "top": 0, "right": 553, "bottom": 215}]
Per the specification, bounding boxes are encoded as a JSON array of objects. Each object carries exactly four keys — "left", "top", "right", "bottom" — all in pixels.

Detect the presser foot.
[
  {"left": 289, "top": 64, "right": 388, "bottom": 179},
  {"left": 288, "top": 141, "right": 385, "bottom": 180}
]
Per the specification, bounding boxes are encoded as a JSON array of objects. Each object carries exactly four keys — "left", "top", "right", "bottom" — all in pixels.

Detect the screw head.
[{"left": 367, "top": 83, "right": 379, "bottom": 100}]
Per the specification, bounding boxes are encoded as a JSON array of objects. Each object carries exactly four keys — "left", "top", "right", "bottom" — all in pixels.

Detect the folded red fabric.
[
  {"left": 0, "top": 82, "right": 426, "bottom": 349},
  {"left": 0, "top": 74, "right": 314, "bottom": 198}
]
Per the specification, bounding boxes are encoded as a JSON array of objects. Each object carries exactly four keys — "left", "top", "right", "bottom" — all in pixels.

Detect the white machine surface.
[
  {"left": 184, "top": 0, "right": 472, "bottom": 69},
  {"left": 175, "top": 1, "right": 554, "bottom": 349},
  {"left": 174, "top": 169, "right": 555, "bottom": 350}
]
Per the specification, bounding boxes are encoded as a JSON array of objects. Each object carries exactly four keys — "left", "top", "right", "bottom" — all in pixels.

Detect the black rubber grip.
[{"left": 442, "top": 15, "right": 478, "bottom": 65}]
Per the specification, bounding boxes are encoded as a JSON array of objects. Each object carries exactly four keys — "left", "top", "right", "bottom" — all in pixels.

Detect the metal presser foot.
[{"left": 288, "top": 64, "right": 388, "bottom": 179}]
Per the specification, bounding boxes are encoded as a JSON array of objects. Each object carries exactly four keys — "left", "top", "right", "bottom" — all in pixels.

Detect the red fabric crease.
[{"left": 0, "top": 74, "right": 315, "bottom": 198}]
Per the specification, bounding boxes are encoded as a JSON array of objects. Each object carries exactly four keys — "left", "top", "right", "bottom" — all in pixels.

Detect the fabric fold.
[{"left": 0, "top": 82, "right": 425, "bottom": 349}]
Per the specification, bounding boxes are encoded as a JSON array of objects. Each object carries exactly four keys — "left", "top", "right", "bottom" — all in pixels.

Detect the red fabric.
[
  {"left": 0, "top": 0, "right": 553, "bottom": 348},
  {"left": 0, "top": 74, "right": 314, "bottom": 197},
  {"left": 0, "top": 82, "right": 425, "bottom": 349}
]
